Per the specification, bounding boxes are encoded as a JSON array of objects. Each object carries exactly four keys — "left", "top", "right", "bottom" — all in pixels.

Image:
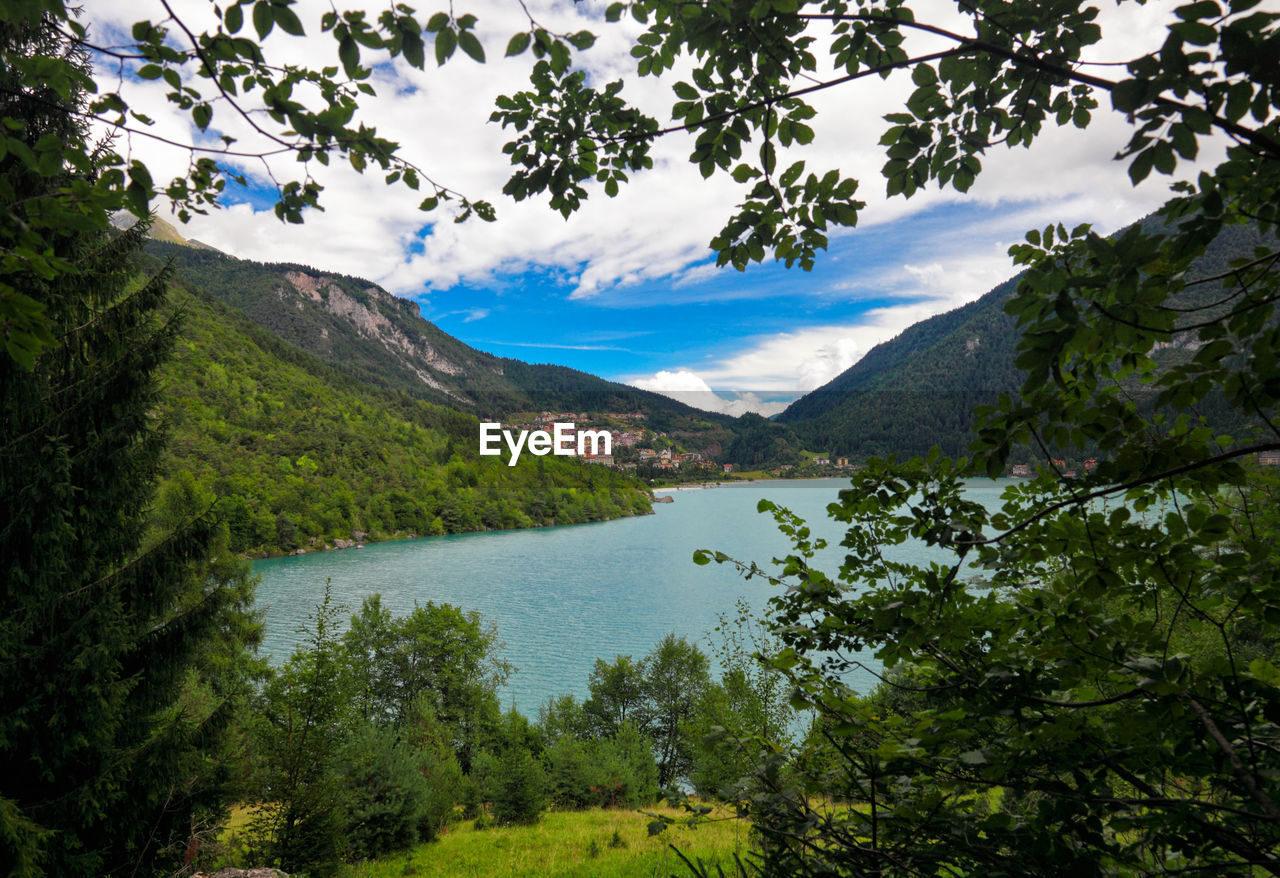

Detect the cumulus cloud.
[
  {"left": 82, "top": 0, "right": 1231, "bottom": 406},
  {"left": 83, "top": 0, "right": 1218, "bottom": 303}
]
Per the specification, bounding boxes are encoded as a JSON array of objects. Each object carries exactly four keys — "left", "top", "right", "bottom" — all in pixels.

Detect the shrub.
[
  {"left": 338, "top": 723, "right": 431, "bottom": 859},
  {"left": 489, "top": 747, "right": 548, "bottom": 826}
]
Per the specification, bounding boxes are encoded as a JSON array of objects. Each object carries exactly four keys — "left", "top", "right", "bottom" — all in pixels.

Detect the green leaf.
[
  {"left": 339, "top": 35, "right": 359, "bottom": 76},
  {"left": 273, "top": 4, "right": 305, "bottom": 37},
  {"left": 1172, "top": 20, "right": 1217, "bottom": 44},
  {"left": 1176, "top": 0, "right": 1221, "bottom": 19},
  {"left": 435, "top": 27, "right": 457, "bottom": 65},
  {"left": 760, "top": 140, "right": 776, "bottom": 175},
  {"left": 911, "top": 63, "right": 937, "bottom": 86},
  {"left": 505, "top": 32, "right": 531, "bottom": 56},
  {"left": 252, "top": 0, "right": 273, "bottom": 39},
  {"left": 1248, "top": 658, "right": 1280, "bottom": 686},
  {"left": 1128, "top": 148, "right": 1155, "bottom": 184},
  {"left": 225, "top": 4, "right": 243, "bottom": 33},
  {"left": 672, "top": 81, "right": 698, "bottom": 100},
  {"left": 458, "top": 29, "right": 485, "bottom": 62},
  {"left": 402, "top": 32, "right": 425, "bottom": 68},
  {"left": 1110, "top": 79, "right": 1146, "bottom": 113}
]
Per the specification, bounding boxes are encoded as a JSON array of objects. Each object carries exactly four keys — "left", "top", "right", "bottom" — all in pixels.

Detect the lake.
[{"left": 253, "top": 477, "right": 1011, "bottom": 716}]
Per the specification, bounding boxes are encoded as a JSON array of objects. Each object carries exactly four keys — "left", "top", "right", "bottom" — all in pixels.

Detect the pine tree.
[{"left": 0, "top": 15, "right": 258, "bottom": 877}]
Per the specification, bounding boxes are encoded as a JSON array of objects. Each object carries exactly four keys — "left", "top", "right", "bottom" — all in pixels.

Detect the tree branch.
[
  {"left": 957, "top": 442, "right": 1280, "bottom": 547},
  {"left": 793, "top": 12, "right": 1280, "bottom": 159},
  {"left": 1188, "top": 698, "right": 1280, "bottom": 829}
]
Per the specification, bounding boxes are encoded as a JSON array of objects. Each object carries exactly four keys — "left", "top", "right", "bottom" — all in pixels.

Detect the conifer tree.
[{"left": 0, "top": 15, "right": 258, "bottom": 877}]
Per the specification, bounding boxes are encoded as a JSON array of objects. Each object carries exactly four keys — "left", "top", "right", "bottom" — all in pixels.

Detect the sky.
[{"left": 83, "top": 0, "right": 1224, "bottom": 415}]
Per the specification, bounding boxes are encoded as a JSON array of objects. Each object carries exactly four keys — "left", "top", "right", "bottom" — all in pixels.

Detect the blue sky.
[
  {"left": 88, "top": 0, "right": 1208, "bottom": 414},
  {"left": 424, "top": 200, "right": 1006, "bottom": 384}
]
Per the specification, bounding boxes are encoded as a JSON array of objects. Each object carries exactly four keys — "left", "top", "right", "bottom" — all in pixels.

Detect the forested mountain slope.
[
  {"left": 144, "top": 238, "right": 731, "bottom": 431},
  {"left": 778, "top": 220, "right": 1274, "bottom": 460},
  {"left": 151, "top": 267, "right": 652, "bottom": 558}
]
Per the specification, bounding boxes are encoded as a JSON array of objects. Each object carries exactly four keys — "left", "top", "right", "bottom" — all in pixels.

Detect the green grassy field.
[{"left": 337, "top": 805, "right": 752, "bottom": 878}]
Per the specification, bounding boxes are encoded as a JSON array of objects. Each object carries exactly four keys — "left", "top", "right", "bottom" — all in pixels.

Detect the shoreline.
[
  {"left": 652, "top": 482, "right": 730, "bottom": 493},
  {"left": 652, "top": 473, "right": 858, "bottom": 493},
  {"left": 246, "top": 505, "right": 656, "bottom": 562},
  {"left": 249, "top": 474, "right": 875, "bottom": 561}
]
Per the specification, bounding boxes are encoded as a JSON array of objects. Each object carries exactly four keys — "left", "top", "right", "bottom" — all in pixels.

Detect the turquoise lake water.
[{"left": 253, "top": 477, "right": 1012, "bottom": 716}]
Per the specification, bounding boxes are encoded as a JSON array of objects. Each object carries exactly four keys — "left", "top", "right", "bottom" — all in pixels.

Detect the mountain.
[
  {"left": 147, "top": 257, "right": 654, "bottom": 558},
  {"left": 143, "top": 239, "right": 733, "bottom": 433},
  {"left": 775, "top": 269, "right": 1022, "bottom": 459},
  {"left": 778, "top": 219, "right": 1276, "bottom": 461}
]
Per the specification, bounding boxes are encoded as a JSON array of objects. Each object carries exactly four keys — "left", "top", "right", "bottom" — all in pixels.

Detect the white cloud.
[
  {"left": 631, "top": 210, "right": 1037, "bottom": 396},
  {"left": 691, "top": 310, "right": 932, "bottom": 392},
  {"left": 630, "top": 370, "right": 791, "bottom": 417},
  {"left": 84, "top": 0, "right": 1220, "bottom": 304},
  {"left": 82, "top": 0, "right": 1235, "bottom": 411}
]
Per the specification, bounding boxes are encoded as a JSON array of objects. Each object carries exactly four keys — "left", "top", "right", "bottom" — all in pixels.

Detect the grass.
[
  {"left": 338, "top": 804, "right": 752, "bottom": 878},
  {"left": 223, "top": 804, "right": 256, "bottom": 837}
]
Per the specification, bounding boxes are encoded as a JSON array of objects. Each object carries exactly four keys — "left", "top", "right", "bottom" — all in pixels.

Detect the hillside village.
[{"left": 496, "top": 411, "right": 726, "bottom": 471}]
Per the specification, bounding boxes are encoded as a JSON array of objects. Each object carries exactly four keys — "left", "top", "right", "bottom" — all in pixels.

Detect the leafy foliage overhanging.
[
  {"left": 0, "top": 15, "right": 260, "bottom": 877},
  {"left": 600, "top": 0, "right": 1280, "bottom": 872},
  {"left": 5, "top": 0, "right": 1280, "bottom": 871},
  {"left": 7, "top": 0, "right": 1269, "bottom": 363}
]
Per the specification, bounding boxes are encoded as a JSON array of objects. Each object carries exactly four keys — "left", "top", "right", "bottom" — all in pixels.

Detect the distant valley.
[{"left": 141, "top": 214, "right": 1274, "bottom": 561}]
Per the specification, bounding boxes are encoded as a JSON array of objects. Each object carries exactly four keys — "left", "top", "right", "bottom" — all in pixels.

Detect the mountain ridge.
[
  {"left": 144, "top": 239, "right": 736, "bottom": 433},
  {"left": 778, "top": 217, "right": 1277, "bottom": 461}
]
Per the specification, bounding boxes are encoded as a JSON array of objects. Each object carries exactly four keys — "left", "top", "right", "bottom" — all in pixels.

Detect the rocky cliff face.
[
  {"left": 279, "top": 269, "right": 467, "bottom": 394},
  {"left": 144, "top": 236, "right": 727, "bottom": 423}
]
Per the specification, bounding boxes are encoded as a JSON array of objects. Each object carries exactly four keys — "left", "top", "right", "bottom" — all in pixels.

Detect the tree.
[
  {"left": 568, "top": 0, "right": 1280, "bottom": 870},
  {"left": 489, "top": 747, "right": 550, "bottom": 826},
  {"left": 251, "top": 593, "right": 481, "bottom": 869},
  {"left": 687, "top": 601, "right": 797, "bottom": 800},
  {"left": 248, "top": 586, "right": 353, "bottom": 872},
  {"left": 584, "top": 654, "right": 650, "bottom": 738},
  {"left": 537, "top": 693, "right": 594, "bottom": 746},
  {"left": 0, "top": 15, "right": 260, "bottom": 877},
  {"left": 472, "top": 709, "right": 550, "bottom": 826},
  {"left": 335, "top": 720, "right": 452, "bottom": 860},
  {"left": 11, "top": 0, "right": 1280, "bottom": 869},
  {"left": 0, "top": 0, "right": 556, "bottom": 363},
  {"left": 494, "top": 0, "right": 1278, "bottom": 269},
  {"left": 643, "top": 634, "right": 713, "bottom": 789},
  {"left": 10, "top": 0, "right": 1277, "bottom": 369},
  {"left": 341, "top": 595, "right": 511, "bottom": 769}
]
